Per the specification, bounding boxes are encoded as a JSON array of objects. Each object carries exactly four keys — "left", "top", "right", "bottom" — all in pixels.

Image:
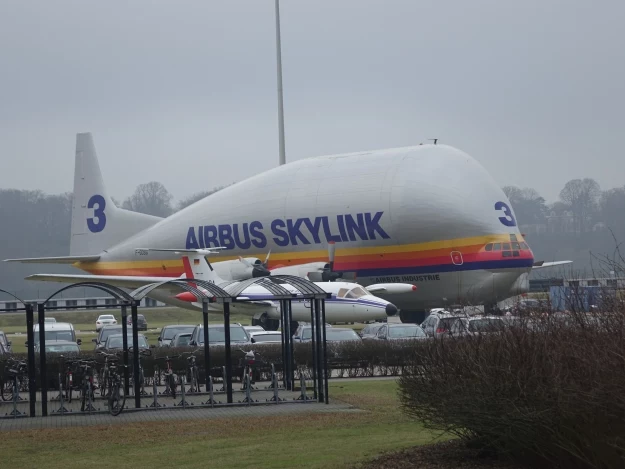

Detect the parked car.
[
  {"left": 0, "top": 341, "right": 10, "bottom": 356},
  {"left": 44, "top": 317, "right": 57, "bottom": 323},
  {"left": 249, "top": 331, "right": 282, "bottom": 344},
  {"left": 420, "top": 311, "right": 466, "bottom": 338},
  {"left": 0, "top": 330, "right": 12, "bottom": 353},
  {"left": 359, "top": 322, "right": 385, "bottom": 340},
  {"left": 34, "top": 340, "right": 80, "bottom": 355},
  {"left": 127, "top": 314, "right": 148, "bottom": 331},
  {"left": 374, "top": 323, "right": 427, "bottom": 341},
  {"left": 95, "top": 314, "right": 117, "bottom": 331},
  {"left": 293, "top": 326, "right": 360, "bottom": 343},
  {"left": 31, "top": 322, "right": 80, "bottom": 346},
  {"left": 170, "top": 332, "right": 193, "bottom": 347},
  {"left": 93, "top": 324, "right": 123, "bottom": 350},
  {"left": 158, "top": 325, "right": 196, "bottom": 347},
  {"left": 103, "top": 333, "right": 150, "bottom": 351},
  {"left": 244, "top": 325, "right": 265, "bottom": 336},
  {"left": 189, "top": 324, "right": 250, "bottom": 347},
  {"left": 449, "top": 316, "right": 507, "bottom": 337}
]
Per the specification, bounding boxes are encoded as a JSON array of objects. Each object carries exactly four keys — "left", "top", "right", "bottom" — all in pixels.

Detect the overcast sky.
[{"left": 1, "top": 0, "right": 624, "bottom": 203}]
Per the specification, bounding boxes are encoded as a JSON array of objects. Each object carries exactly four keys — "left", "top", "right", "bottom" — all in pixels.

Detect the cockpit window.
[
  {"left": 493, "top": 243, "right": 501, "bottom": 251},
  {"left": 503, "top": 243, "right": 511, "bottom": 250},
  {"left": 346, "top": 286, "right": 368, "bottom": 299},
  {"left": 485, "top": 244, "right": 493, "bottom": 252},
  {"left": 520, "top": 242, "right": 529, "bottom": 250},
  {"left": 511, "top": 242, "right": 521, "bottom": 250},
  {"left": 337, "top": 288, "right": 349, "bottom": 298}
]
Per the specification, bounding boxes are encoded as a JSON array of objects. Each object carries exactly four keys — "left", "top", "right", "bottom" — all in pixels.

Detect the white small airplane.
[{"left": 25, "top": 248, "right": 416, "bottom": 330}]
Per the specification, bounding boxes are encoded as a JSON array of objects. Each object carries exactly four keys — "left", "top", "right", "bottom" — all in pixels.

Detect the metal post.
[
  {"left": 37, "top": 302, "right": 48, "bottom": 416},
  {"left": 315, "top": 299, "right": 324, "bottom": 402},
  {"left": 282, "top": 300, "right": 290, "bottom": 391},
  {"left": 309, "top": 298, "right": 317, "bottom": 400},
  {"left": 131, "top": 302, "right": 141, "bottom": 409},
  {"left": 202, "top": 300, "right": 210, "bottom": 392},
  {"left": 121, "top": 304, "right": 129, "bottom": 395},
  {"left": 280, "top": 300, "right": 287, "bottom": 389},
  {"left": 25, "top": 303, "right": 36, "bottom": 417},
  {"left": 223, "top": 301, "right": 233, "bottom": 404},
  {"left": 275, "top": 0, "right": 286, "bottom": 166},
  {"left": 321, "top": 298, "right": 329, "bottom": 405},
  {"left": 287, "top": 300, "right": 295, "bottom": 390}
]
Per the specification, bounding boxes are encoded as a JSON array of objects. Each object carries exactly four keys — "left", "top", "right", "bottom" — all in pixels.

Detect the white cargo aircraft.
[{"left": 6, "top": 133, "right": 570, "bottom": 323}]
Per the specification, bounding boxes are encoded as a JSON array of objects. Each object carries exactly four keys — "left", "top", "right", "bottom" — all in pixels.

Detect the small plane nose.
[{"left": 385, "top": 303, "right": 398, "bottom": 317}]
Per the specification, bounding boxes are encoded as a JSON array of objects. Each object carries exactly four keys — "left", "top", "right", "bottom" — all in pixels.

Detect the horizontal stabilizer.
[
  {"left": 532, "top": 260, "right": 573, "bottom": 269},
  {"left": 4, "top": 255, "right": 101, "bottom": 264},
  {"left": 25, "top": 273, "right": 169, "bottom": 290}
]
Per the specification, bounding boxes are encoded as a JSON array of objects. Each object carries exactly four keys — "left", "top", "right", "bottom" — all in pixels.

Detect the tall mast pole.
[{"left": 275, "top": 0, "right": 286, "bottom": 165}]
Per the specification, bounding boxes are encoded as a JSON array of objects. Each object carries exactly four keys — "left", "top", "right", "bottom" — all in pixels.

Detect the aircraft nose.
[{"left": 385, "top": 303, "right": 398, "bottom": 317}]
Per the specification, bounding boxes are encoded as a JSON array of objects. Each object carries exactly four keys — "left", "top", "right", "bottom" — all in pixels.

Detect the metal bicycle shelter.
[{"left": 0, "top": 275, "right": 330, "bottom": 418}]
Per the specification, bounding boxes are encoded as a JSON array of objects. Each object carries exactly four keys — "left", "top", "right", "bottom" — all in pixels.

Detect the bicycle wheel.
[
  {"left": 81, "top": 380, "right": 88, "bottom": 412},
  {"left": 168, "top": 374, "right": 177, "bottom": 399},
  {"left": 1, "top": 378, "right": 15, "bottom": 401},
  {"left": 108, "top": 382, "right": 126, "bottom": 416},
  {"left": 100, "top": 369, "right": 108, "bottom": 398},
  {"left": 65, "top": 375, "right": 72, "bottom": 402},
  {"left": 193, "top": 367, "right": 200, "bottom": 392}
]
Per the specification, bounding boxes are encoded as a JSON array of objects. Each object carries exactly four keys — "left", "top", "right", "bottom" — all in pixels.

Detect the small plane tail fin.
[
  {"left": 143, "top": 248, "right": 227, "bottom": 285},
  {"left": 70, "top": 133, "right": 162, "bottom": 256}
]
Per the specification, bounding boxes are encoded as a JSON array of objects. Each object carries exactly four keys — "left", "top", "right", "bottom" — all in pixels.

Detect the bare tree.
[
  {"left": 503, "top": 185, "right": 547, "bottom": 225},
  {"left": 122, "top": 181, "right": 173, "bottom": 217},
  {"left": 559, "top": 178, "right": 601, "bottom": 232}
]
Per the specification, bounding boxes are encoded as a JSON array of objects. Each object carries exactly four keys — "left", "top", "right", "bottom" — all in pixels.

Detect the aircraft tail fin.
[
  {"left": 144, "top": 248, "right": 227, "bottom": 285},
  {"left": 70, "top": 133, "right": 163, "bottom": 256}
]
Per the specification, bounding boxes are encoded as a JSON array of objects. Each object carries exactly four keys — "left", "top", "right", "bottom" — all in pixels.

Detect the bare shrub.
[{"left": 398, "top": 310, "right": 625, "bottom": 468}]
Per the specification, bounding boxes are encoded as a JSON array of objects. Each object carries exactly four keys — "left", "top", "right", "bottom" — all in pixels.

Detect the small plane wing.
[
  {"left": 4, "top": 255, "right": 101, "bottom": 264},
  {"left": 532, "top": 260, "right": 573, "bottom": 269},
  {"left": 24, "top": 273, "right": 172, "bottom": 291}
]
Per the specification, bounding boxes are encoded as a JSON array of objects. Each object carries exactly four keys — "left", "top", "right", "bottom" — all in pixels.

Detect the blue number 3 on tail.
[
  {"left": 87, "top": 194, "right": 107, "bottom": 233},
  {"left": 495, "top": 201, "right": 516, "bottom": 227}
]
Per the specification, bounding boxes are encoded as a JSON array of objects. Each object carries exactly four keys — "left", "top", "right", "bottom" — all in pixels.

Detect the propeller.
[
  {"left": 308, "top": 242, "right": 356, "bottom": 282},
  {"left": 239, "top": 250, "right": 272, "bottom": 277}
]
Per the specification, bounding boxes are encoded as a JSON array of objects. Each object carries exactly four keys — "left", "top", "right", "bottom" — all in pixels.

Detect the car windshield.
[
  {"left": 363, "top": 324, "right": 383, "bottom": 335},
  {"left": 438, "top": 317, "right": 462, "bottom": 331},
  {"left": 100, "top": 326, "right": 123, "bottom": 342},
  {"left": 34, "top": 330, "right": 73, "bottom": 343},
  {"left": 163, "top": 326, "right": 195, "bottom": 340},
  {"left": 469, "top": 319, "right": 505, "bottom": 332},
  {"left": 325, "top": 329, "right": 360, "bottom": 341},
  {"left": 173, "top": 334, "right": 191, "bottom": 346},
  {"left": 45, "top": 344, "right": 79, "bottom": 353},
  {"left": 106, "top": 335, "right": 148, "bottom": 349},
  {"left": 252, "top": 333, "right": 282, "bottom": 342},
  {"left": 196, "top": 327, "right": 248, "bottom": 344},
  {"left": 388, "top": 325, "right": 425, "bottom": 338},
  {"left": 99, "top": 315, "right": 115, "bottom": 320}
]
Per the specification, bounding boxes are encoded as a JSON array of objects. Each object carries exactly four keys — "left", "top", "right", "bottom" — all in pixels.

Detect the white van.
[{"left": 31, "top": 322, "right": 80, "bottom": 346}]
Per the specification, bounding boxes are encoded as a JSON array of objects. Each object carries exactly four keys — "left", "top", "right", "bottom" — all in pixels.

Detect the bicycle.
[
  {"left": 106, "top": 358, "right": 127, "bottom": 416},
  {"left": 129, "top": 348, "right": 151, "bottom": 396},
  {"left": 97, "top": 351, "right": 118, "bottom": 399},
  {"left": 157, "top": 354, "right": 179, "bottom": 399},
  {"left": 1, "top": 358, "right": 27, "bottom": 402},
  {"left": 76, "top": 359, "right": 98, "bottom": 412},
  {"left": 238, "top": 349, "right": 261, "bottom": 390},
  {"left": 60, "top": 355, "right": 77, "bottom": 402},
  {"left": 183, "top": 350, "right": 201, "bottom": 393}
]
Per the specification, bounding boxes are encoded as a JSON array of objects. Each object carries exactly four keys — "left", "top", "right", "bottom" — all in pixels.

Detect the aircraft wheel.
[
  {"left": 399, "top": 310, "right": 427, "bottom": 324},
  {"left": 265, "top": 319, "right": 280, "bottom": 331}
]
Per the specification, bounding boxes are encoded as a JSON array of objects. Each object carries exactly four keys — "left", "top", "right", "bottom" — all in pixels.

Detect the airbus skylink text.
[{"left": 185, "top": 212, "right": 390, "bottom": 250}]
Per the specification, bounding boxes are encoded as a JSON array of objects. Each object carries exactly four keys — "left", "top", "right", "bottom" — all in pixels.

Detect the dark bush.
[{"left": 398, "top": 310, "right": 625, "bottom": 469}]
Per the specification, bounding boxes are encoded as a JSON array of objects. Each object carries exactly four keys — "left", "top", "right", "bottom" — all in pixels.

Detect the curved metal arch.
[
  {"left": 223, "top": 276, "right": 295, "bottom": 300},
  {"left": 0, "top": 288, "right": 28, "bottom": 306},
  {"left": 42, "top": 282, "right": 134, "bottom": 306},
  {"left": 130, "top": 278, "right": 230, "bottom": 302},
  {"left": 271, "top": 275, "right": 331, "bottom": 299}
]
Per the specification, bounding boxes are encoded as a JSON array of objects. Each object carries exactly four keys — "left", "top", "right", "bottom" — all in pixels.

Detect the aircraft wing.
[
  {"left": 532, "top": 260, "right": 573, "bottom": 269},
  {"left": 24, "top": 273, "right": 175, "bottom": 291},
  {"left": 4, "top": 255, "right": 101, "bottom": 264}
]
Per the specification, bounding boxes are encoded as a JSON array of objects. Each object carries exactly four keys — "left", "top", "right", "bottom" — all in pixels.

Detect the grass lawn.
[
  {"left": 0, "top": 307, "right": 367, "bottom": 354},
  {"left": 0, "top": 380, "right": 442, "bottom": 469}
]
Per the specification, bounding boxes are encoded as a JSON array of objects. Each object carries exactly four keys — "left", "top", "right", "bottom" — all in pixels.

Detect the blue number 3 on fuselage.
[
  {"left": 87, "top": 194, "right": 107, "bottom": 233},
  {"left": 494, "top": 201, "right": 516, "bottom": 227}
]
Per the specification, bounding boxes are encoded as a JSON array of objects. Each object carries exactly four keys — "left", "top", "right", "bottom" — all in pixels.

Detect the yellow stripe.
[{"left": 74, "top": 233, "right": 517, "bottom": 269}]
